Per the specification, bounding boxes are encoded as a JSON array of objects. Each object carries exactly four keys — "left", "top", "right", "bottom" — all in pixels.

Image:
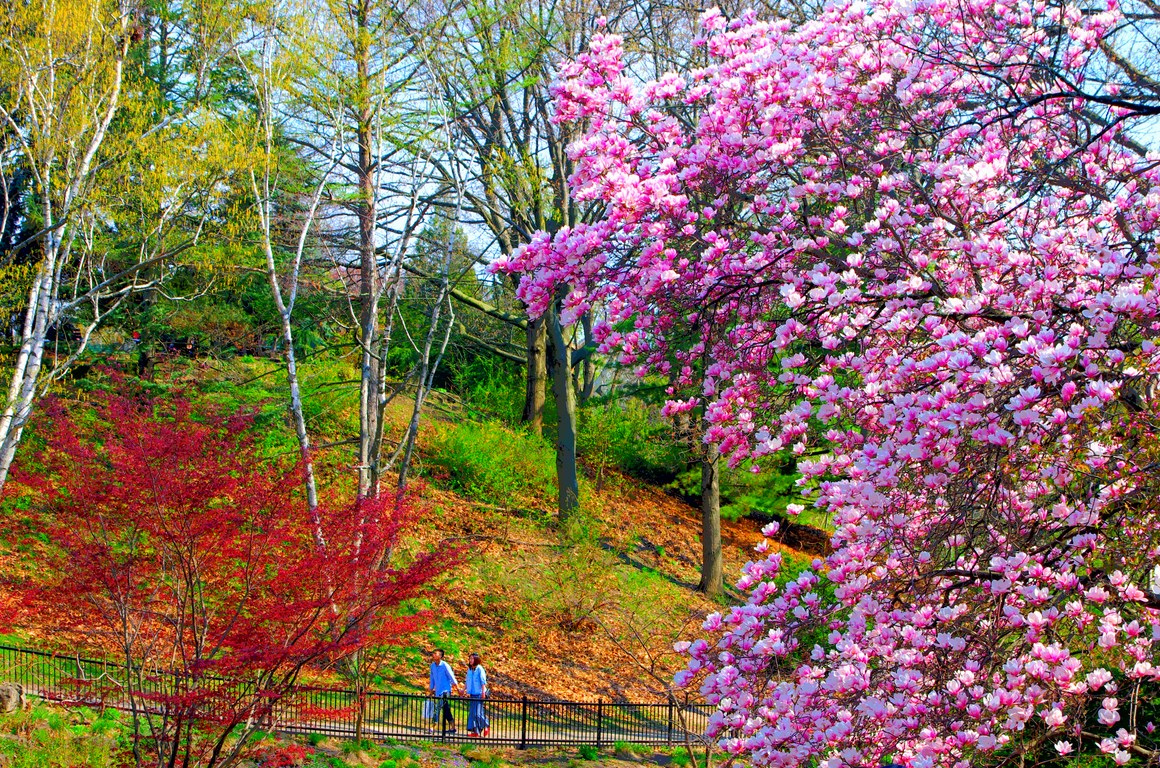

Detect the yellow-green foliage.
[{"left": 0, "top": 263, "right": 38, "bottom": 327}]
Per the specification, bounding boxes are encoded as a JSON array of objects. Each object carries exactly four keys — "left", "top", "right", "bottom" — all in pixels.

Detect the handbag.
[{"left": 422, "top": 697, "right": 436, "bottom": 720}]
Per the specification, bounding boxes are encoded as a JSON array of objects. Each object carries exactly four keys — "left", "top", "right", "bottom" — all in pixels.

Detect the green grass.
[
  {"left": 385, "top": 746, "right": 412, "bottom": 761},
  {"left": 613, "top": 740, "right": 651, "bottom": 755},
  {"left": 426, "top": 419, "right": 555, "bottom": 509},
  {"left": 0, "top": 704, "right": 125, "bottom": 768}
]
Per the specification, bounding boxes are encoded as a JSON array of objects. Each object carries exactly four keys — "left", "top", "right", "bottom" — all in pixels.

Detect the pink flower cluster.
[{"left": 499, "top": 0, "right": 1160, "bottom": 765}]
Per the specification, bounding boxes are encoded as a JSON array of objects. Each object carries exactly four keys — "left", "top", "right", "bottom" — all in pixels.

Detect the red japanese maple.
[{"left": 12, "top": 387, "right": 451, "bottom": 767}]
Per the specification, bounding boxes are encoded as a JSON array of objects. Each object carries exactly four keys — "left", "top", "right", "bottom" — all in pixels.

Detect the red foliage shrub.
[
  {"left": 252, "top": 743, "right": 311, "bottom": 767},
  {"left": 11, "top": 386, "right": 454, "bottom": 767}
]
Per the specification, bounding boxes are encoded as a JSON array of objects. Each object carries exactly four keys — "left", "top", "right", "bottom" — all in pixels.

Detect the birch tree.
[
  {"left": 241, "top": 3, "right": 340, "bottom": 523},
  {"left": 0, "top": 0, "right": 133, "bottom": 489},
  {"left": 0, "top": 0, "right": 246, "bottom": 493},
  {"left": 287, "top": 0, "right": 435, "bottom": 499}
]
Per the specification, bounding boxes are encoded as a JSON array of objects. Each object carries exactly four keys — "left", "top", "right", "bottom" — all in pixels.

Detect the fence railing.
[{"left": 0, "top": 644, "right": 711, "bottom": 748}]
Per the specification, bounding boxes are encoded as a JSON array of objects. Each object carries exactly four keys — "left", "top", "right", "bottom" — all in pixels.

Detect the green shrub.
[
  {"left": 428, "top": 420, "right": 555, "bottom": 507},
  {"left": 0, "top": 706, "right": 121, "bottom": 767},
  {"left": 670, "top": 747, "right": 692, "bottom": 768},
  {"left": 164, "top": 298, "right": 267, "bottom": 355},
  {"left": 451, "top": 356, "right": 526, "bottom": 425},
  {"left": 667, "top": 454, "right": 823, "bottom": 530},
  {"left": 717, "top": 458, "right": 816, "bottom": 527},
  {"left": 341, "top": 738, "right": 374, "bottom": 754},
  {"left": 577, "top": 744, "right": 599, "bottom": 760},
  {"left": 379, "top": 761, "right": 397, "bottom": 768},
  {"left": 306, "top": 733, "right": 327, "bottom": 746},
  {"left": 577, "top": 399, "right": 685, "bottom": 484}
]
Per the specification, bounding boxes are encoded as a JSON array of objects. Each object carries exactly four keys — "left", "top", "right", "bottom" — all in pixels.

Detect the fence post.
[
  {"left": 519, "top": 695, "right": 528, "bottom": 749},
  {"left": 666, "top": 700, "right": 674, "bottom": 745},
  {"left": 596, "top": 699, "right": 603, "bottom": 749}
]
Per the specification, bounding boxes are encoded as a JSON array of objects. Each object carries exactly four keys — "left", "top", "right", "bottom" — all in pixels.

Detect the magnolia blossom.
[{"left": 502, "top": 0, "right": 1160, "bottom": 765}]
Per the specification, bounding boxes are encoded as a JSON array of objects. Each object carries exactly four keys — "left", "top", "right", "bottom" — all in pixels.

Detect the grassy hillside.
[{"left": 1, "top": 353, "right": 822, "bottom": 704}]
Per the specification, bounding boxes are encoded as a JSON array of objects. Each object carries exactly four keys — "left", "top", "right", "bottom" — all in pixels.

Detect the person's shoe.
[
  {"left": 482, "top": 728, "right": 490, "bottom": 737},
  {"left": 468, "top": 731, "right": 478, "bottom": 737}
]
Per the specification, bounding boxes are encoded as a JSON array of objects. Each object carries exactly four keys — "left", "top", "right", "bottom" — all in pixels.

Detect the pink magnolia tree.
[{"left": 499, "top": 2, "right": 1160, "bottom": 766}]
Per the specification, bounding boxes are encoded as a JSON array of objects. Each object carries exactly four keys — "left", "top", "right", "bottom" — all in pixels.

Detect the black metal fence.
[{"left": 0, "top": 645, "right": 711, "bottom": 748}]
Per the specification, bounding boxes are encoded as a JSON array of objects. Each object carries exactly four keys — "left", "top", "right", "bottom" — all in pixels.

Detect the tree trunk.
[
  {"left": 523, "top": 315, "right": 547, "bottom": 436},
  {"left": 0, "top": 260, "right": 52, "bottom": 489},
  {"left": 580, "top": 312, "right": 596, "bottom": 403},
  {"left": 256, "top": 192, "right": 322, "bottom": 536},
  {"left": 355, "top": 687, "right": 366, "bottom": 744},
  {"left": 397, "top": 291, "right": 454, "bottom": 489},
  {"left": 546, "top": 304, "right": 579, "bottom": 519},
  {"left": 698, "top": 441, "right": 723, "bottom": 597},
  {"left": 354, "top": 0, "right": 382, "bottom": 499}
]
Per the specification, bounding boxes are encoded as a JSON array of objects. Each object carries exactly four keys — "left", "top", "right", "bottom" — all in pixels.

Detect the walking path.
[{"left": 2, "top": 645, "right": 710, "bottom": 749}]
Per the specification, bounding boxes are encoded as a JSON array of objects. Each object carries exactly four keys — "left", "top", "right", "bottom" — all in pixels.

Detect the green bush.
[
  {"left": 717, "top": 457, "right": 818, "bottom": 526},
  {"left": 341, "top": 738, "right": 375, "bottom": 754},
  {"left": 670, "top": 747, "right": 692, "bottom": 768},
  {"left": 667, "top": 454, "right": 823, "bottom": 530},
  {"left": 578, "top": 399, "right": 685, "bottom": 484},
  {"left": 164, "top": 297, "right": 267, "bottom": 355},
  {"left": 450, "top": 356, "right": 526, "bottom": 425},
  {"left": 306, "top": 733, "right": 327, "bottom": 746},
  {"left": 428, "top": 420, "right": 555, "bottom": 507},
  {"left": 577, "top": 744, "right": 599, "bottom": 761}
]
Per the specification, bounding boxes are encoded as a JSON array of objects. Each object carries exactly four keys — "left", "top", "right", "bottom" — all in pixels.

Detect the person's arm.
[
  {"left": 447, "top": 662, "right": 458, "bottom": 691},
  {"left": 480, "top": 667, "right": 488, "bottom": 698},
  {"left": 429, "top": 664, "right": 436, "bottom": 693}
]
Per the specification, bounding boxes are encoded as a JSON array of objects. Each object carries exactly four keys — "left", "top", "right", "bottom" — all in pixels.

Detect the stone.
[{"left": 0, "top": 683, "right": 24, "bottom": 714}]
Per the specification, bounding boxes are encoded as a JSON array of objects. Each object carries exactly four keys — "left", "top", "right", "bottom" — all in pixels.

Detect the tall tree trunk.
[
  {"left": 524, "top": 315, "right": 547, "bottom": 435},
  {"left": 354, "top": 0, "right": 382, "bottom": 498},
  {"left": 698, "top": 440, "right": 723, "bottom": 597},
  {"left": 546, "top": 303, "right": 579, "bottom": 519},
  {"left": 252, "top": 169, "right": 325, "bottom": 541}
]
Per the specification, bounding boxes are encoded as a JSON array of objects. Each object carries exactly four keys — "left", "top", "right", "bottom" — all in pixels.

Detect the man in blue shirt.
[{"left": 428, "top": 649, "right": 458, "bottom": 733}]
